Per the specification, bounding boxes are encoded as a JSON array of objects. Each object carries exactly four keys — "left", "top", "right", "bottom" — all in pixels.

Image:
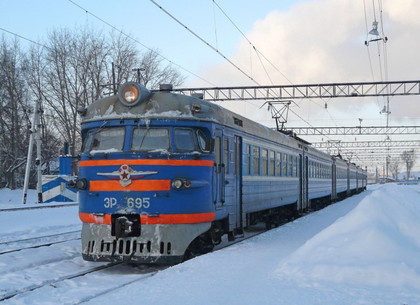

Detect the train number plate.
[{"left": 104, "top": 197, "right": 151, "bottom": 209}]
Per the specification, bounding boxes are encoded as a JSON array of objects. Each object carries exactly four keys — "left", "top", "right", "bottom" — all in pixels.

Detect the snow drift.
[{"left": 277, "top": 184, "right": 420, "bottom": 289}]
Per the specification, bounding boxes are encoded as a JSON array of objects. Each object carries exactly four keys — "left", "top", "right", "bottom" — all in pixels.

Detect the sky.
[{"left": 1, "top": 0, "right": 420, "bottom": 172}]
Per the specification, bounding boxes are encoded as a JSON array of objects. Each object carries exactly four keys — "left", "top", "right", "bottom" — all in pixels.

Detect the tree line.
[
  {"left": 0, "top": 27, "right": 185, "bottom": 189},
  {"left": 389, "top": 149, "right": 416, "bottom": 181}
]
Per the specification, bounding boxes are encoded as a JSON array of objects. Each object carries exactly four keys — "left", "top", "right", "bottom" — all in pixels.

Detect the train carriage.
[
  {"left": 349, "top": 163, "right": 359, "bottom": 194},
  {"left": 73, "top": 82, "right": 366, "bottom": 264},
  {"left": 334, "top": 156, "right": 350, "bottom": 199},
  {"left": 305, "top": 146, "right": 334, "bottom": 208}
]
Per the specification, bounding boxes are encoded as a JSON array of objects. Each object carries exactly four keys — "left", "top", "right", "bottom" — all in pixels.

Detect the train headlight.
[
  {"left": 172, "top": 179, "right": 184, "bottom": 189},
  {"left": 122, "top": 85, "right": 138, "bottom": 103},
  {"left": 117, "top": 82, "right": 150, "bottom": 107},
  {"left": 75, "top": 178, "right": 89, "bottom": 190}
]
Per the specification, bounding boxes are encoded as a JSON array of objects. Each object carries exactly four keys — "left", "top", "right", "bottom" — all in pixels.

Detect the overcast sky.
[{"left": 2, "top": 0, "right": 419, "bottom": 171}]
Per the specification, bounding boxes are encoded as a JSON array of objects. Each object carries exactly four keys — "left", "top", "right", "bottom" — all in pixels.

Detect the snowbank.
[
  {"left": 1, "top": 184, "right": 419, "bottom": 305},
  {"left": 84, "top": 184, "right": 420, "bottom": 305},
  {"left": 276, "top": 184, "right": 420, "bottom": 290}
]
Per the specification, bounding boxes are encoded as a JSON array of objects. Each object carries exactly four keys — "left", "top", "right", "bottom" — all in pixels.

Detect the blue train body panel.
[{"left": 74, "top": 82, "right": 367, "bottom": 264}]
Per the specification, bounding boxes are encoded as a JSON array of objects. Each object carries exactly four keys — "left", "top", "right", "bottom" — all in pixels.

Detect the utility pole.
[
  {"left": 22, "top": 99, "right": 43, "bottom": 204},
  {"left": 132, "top": 67, "right": 145, "bottom": 84},
  {"left": 112, "top": 62, "right": 116, "bottom": 94}
]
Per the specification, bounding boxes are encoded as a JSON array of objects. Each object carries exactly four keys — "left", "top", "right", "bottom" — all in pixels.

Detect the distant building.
[{"left": 378, "top": 177, "right": 395, "bottom": 184}]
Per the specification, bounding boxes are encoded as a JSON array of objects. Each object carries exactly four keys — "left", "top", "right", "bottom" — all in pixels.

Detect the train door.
[
  {"left": 213, "top": 129, "right": 224, "bottom": 209},
  {"left": 332, "top": 162, "right": 337, "bottom": 201},
  {"left": 233, "top": 136, "right": 243, "bottom": 229},
  {"left": 347, "top": 165, "right": 350, "bottom": 195},
  {"left": 356, "top": 169, "right": 359, "bottom": 192},
  {"left": 299, "top": 153, "right": 309, "bottom": 211}
]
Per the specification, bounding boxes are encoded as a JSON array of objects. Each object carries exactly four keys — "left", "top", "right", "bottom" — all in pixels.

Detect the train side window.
[
  {"left": 223, "top": 139, "right": 229, "bottom": 174},
  {"left": 243, "top": 144, "right": 251, "bottom": 175},
  {"left": 248, "top": 145, "right": 252, "bottom": 175},
  {"left": 215, "top": 137, "right": 221, "bottom": 172},
  {"left": 84, "top": 127, "right": 125, "bottom": 153},
  {"left": 174, "top": 128, "right": 196, "bottom": 152},
  {"left": 282, "top": 153, "right": 288, "bottom": 176},
  {"left": 288, "top": 155, "right": 293, "bottom": 177},
  {"left": 196, "top": 129, "right": 212, "bottom": 153},
  {"left": 276, "top": 152, "right": 281, "bottom": 176},
  {"left": 253, "top": 146, "right": 260, "bottom": 175},
  {"left": 262, "top": 149, "right": 268, "bottom": 176},
  {"left": 269, "top": 151, "right": 275, "bottom": 176},
  {"left": 309, "top": 161, "right": 312, "bottom": 178}
]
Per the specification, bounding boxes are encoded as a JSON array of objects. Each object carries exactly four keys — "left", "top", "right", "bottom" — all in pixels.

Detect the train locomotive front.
[{"left": 76, "top": 83, "right": 217, "bottom": 264}]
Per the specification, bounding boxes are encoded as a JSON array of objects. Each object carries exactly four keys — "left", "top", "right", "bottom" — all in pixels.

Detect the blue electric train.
[{"left": 74, "top": 82, "right": 367, "bottom": 264}]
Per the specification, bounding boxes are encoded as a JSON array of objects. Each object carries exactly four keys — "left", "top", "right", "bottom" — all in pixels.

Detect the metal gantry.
[
  {"left": 173, "top": 80, "right": 420, "bottom": 101},
  {"left": 173, "top": 80, "right": 420, "bottom": 174},
  {"left": 286, "top": 125, "right": 420, "bottom": 136},
  {"left": 337, "top": 149, "right": 418, "bottom": 157},
  {"left": 312, "top": 140, "right": 420, "bottom": 149}
]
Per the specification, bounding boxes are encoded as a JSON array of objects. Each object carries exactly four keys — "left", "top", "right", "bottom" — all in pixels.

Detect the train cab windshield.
[
  {"left": 83, "top": 127, "right": 124, "bottom": 153},
  {"left": 83, "top": 126, "right": 212, "bottom": 154},
  {"left": 132, "top": 128, "right": 170, "bottom": 152},
  {"left": 174, "top": 128, "right": 195, "bottom": 152}
]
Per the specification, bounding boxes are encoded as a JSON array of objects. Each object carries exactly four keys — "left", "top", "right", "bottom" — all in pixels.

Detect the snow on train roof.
[{"left": 82, "top": 91, "right": 302, "bottom": 148}]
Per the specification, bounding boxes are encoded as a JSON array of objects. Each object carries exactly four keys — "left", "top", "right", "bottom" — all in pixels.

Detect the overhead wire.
[
  {"left": 211, "top": 0, "right": 341, "bottom": 128},
  {"left": 148, "top": 0, "right": 259, "bottom": 86},
  {"left": 378, "top": 0, "right": 391, "bottom": 126},
  {"left": 212, "top": 0, "right": 219, "bottom": 49},
  {"left": 363, "top": 0, "right": 376, "bottom": 81},
  {"left": 67, "top": 0, "right": 216, "bottom": 87},
  {"left": 147, "top": 0, "right": 287, "bottom": 126},
  {"left": 0, "top": 27, "right": 50, "bottom": 50}
]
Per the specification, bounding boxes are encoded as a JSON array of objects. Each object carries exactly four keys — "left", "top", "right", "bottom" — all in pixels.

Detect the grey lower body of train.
[{"left": 81, "top": 222, "right": 211, "bottom": 265}]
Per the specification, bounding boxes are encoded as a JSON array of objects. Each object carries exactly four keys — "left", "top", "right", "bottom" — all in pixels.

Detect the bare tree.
[
  {"left": 389, "top": 158, "right": 400, "bottom": 181},
  {"left": 401, "top": 149, "right": 416, "bottom": 180},
  {"left": 26, "top": 27, "right": 110, "bottom": 158},
  {"left": 138, "top": 49, "right": 185, "bottom": 89},
  {"left": 0, "top": 37, "right": 32, "bottom": 189}
]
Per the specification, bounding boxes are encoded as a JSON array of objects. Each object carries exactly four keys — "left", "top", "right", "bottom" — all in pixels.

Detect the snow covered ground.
[{"left": 1, "top": 184, "right": 419, "bottom": 305}]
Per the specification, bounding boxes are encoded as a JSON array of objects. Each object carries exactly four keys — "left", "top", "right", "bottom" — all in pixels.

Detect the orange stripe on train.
[
  {"left": 89, "top": 180, "right": 170, "bottom": 192},
  {"left": 79, "top": 212, "right": 215, "bottom": 225},
  {"left": 79, "top": 159, "right": 214, "bottom": 167}
]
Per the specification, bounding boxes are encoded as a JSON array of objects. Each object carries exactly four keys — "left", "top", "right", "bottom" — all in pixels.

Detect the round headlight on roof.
[{"left": 117, "top": 82, "right": 150, "bottom": 107}]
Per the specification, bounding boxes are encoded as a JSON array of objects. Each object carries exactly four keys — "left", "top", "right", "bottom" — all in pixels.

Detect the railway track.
[
  {"left": 0, "top": 223, "right": 269, "bottom": 304},
  {"left": 0, "top": 202, "right": 78, "bottom": 212},
  {"left": 1, "top": 257, "right": 166, "bottom": 304},
  {"left": 0, "top": 262, "right": 122, "bottom": 302},
  {"left": 0, "top": 203, "right": 297, "bottom": 304},
  {"left": 0, "top": 230, "right": 81, "bottom": 255}
]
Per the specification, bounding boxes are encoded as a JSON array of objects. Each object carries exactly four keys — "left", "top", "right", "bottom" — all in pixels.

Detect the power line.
[
  {"left": 66, "top": 0, "right": 216, "bottom": 87},
  {"left": 212, "top": 0, "right": 292, "bottom": 85},
  {"left": 0, "top": 27, "right": 50, "bottom": 50},
  {"left": 148, "top": 0, "right": 259, "bottom": 86},
  {"left": 211, "top": 0, "right": 339, "bottom": 127}
]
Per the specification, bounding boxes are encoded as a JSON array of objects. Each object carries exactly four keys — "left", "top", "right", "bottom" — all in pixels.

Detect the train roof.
[{"left": 81, "top": 84, "right": 332, "bottom": 159}]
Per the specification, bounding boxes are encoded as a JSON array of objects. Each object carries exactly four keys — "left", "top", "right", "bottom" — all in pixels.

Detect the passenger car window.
[
  {"left": 223, "top": 139, "right": 229, "bottom": 174},
  {"left": 174, "top": 128, "right": 196, "bottom": 152},
  {"left": 262, "top": 149, "right": 268, "bottom": 176},
  {"left": 253, "top": 146, "right": 260, "bottom": 175},
  {"left": 84, "top": 127, "right": 124, "bottom": 153},
  {"left": 132, "top": 128, "right": 169, "bottom": 152},
  {"left": 269, "top": 151, "right": 275, "bottom": 176}
]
